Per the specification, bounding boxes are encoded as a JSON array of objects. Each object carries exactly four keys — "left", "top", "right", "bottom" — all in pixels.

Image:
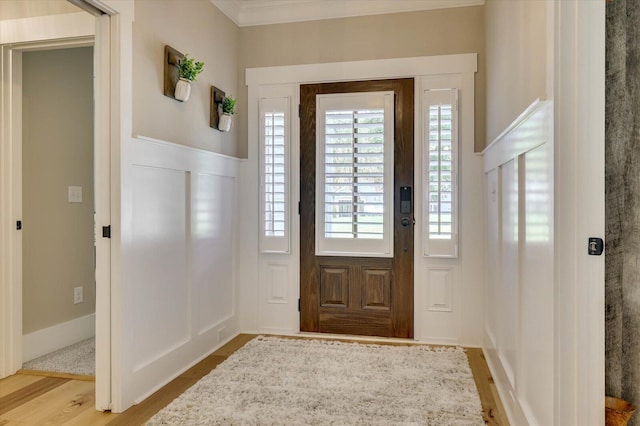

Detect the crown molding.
[{"left": 211, "top": 0, "right": 484, "bottom": 27}]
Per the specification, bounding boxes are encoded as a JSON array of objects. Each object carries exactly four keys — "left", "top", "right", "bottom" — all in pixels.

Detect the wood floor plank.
[
  {"left": 466, "top": 347, "right": 509, "bottom": 425},
  {"left": 178, "top": 355, "right": 227, "bottom": 380},
  {"left": 0, "top": 380, "right": 92, "bottom": 424},
  {"left": 0, "top": 374, "right": 43, "bottom": 398},
  {"left": 0, "top": 376, "right": 69, "bottom": 416},
  {"left": 17, "top": 369, "right": 95, "bottom": 382},
  {"left": 107, "top": 354, "right": 228, "bottom": 426},
  {"left": 62, "top": 408, "right": 116, "bottom": 426}
]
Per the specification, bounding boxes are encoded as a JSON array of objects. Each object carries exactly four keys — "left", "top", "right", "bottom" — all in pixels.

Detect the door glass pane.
[
  {"left": 428, "top": 104, "right": 453, "bottom": 239},
  {"left": 264, "top": 111, "right": 286, "bottom": 237},
  {"left": 324, "top": 109, "right": 384, "bottom": 240},
  {"left": 315, "top": 91, "right": 394, "bottom": 257}
]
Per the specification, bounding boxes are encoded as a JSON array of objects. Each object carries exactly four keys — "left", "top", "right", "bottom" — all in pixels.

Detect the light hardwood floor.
[{"left": 0, "top": 334, "right": 508, "bottom": 425}]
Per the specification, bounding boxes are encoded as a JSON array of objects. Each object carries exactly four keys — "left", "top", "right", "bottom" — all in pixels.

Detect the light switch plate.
[
  {"left": 68, "top": 186, "right": 82, "bottom": 203},
  {"left": 74, "top": 286, "right": 83, "bottom": 304}
]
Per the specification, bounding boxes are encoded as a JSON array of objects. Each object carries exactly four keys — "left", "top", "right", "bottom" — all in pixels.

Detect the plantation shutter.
[
  {"left": 423, "top": 88, "right": 458, "bottom": 258},
  {"left": 315, "top": 91, "right": 394, "bottom": 257},
  {"left": 260, "top": 96, "right": 290, "bottom": 253}
]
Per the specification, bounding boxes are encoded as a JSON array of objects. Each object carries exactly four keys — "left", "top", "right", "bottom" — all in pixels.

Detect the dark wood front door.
[{"left": 300, "top": 79, "right": 414, "bottom": 338}]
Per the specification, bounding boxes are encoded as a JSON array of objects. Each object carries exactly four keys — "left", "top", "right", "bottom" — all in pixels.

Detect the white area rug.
[
  {"left": 147, "top": 336, "right": 484, "bottom": 425},
  {"left": 22, "top": 337, "right": 95, "bottom": 376}
]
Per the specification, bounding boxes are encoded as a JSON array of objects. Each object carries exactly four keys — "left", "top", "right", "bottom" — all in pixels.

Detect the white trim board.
[
  {"left": 552, "top": 1, "right": 605, "bottom": 424},
  {"left": 133, "top": 135, "right": 245, "bottom": 170},
  {"left": 23, "top": 313, "right": 95, "bottom": 363},
  {"left": 246, "top": 54, "right": 477, "bottom": 86}
]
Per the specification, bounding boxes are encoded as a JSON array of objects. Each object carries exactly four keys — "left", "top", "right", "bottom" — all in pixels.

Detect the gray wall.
[
  {"left": 132, "top": 0, "right": 239, "bottom": 157},
  {"left": 605, "top": 0, "right": 640, "bottom": 421},
  {"left": 484, "top": 0, "right": 547, "bottom": 145},
  {"left": 22, "top": 47, "right": 95, "bottom": 334},
  {"left": 239, "top": 6, "right": 485, "bottom": 156},
  {"left": 0, "top": 0, "right": 78, "bottom": 20}
]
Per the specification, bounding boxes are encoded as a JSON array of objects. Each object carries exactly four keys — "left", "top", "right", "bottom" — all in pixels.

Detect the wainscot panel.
[
  {"left": 482, "top": 100, "right": 553, "bottom": 425},
  {"left": 116, "top": 136, "right": 241, "bottom": 410}
]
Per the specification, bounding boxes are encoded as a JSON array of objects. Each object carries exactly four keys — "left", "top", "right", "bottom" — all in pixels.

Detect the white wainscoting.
[
  {"left": 426, "top": 268, "right": 454, "bottom": 312},
  {"left": 482, "top": 100, "right": 554, "bottom": 425},
  {"left": 115, "top": 136, "right": 241, "bottom": 411}
]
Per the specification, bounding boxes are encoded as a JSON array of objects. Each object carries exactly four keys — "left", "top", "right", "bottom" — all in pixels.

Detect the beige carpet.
[
  {"left": 22, "top": 337, "right": 95, "bottom": 376},
  {"left": 147, "top": 336, "right": 484, "bottom": 425}
]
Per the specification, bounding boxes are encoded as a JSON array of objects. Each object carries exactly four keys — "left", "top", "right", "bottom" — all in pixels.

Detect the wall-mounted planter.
[
  {"left": 218, "top": 113, "right": 233, "bottom": 132},
  {"left": 164, "top": 46, "right": 203, "bottom": 103},
  {"left": 210, "top": 86, "right": 236, "bottom": 132},
  {"left": 174, "top": 78, "right": 191, "bottom": 102}
]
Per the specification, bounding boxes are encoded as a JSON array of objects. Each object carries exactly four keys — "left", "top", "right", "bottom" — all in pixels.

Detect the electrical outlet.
[
  {"left": 74, "top": 286, "right": 83, "bottom": 304},
  {"left": 68, "top": 186, "right": 83, "bottom": 203}
]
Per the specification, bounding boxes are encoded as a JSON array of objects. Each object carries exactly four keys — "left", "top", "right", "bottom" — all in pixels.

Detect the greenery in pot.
[
  {"left": 222, "top": 96, "right": 237, "bottom": 115},
  {"left": 178, "top": 54, "right": 204, "bottom": 81}
]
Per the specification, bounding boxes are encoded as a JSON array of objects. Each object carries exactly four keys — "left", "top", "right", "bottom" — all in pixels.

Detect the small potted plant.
[
  {"left": 174, "top": 54, "right": 204, "bottom": 102},
  {"left": 218, "top": 95, "right": 236, "bottom": 132}
]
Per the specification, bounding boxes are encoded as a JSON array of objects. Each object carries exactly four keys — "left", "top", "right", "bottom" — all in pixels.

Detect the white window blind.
[
  {"left": 316, "top": 92, "right": 394, "bottom": 257},
  {"left": 423, "top": 88, "right": 458, "bottom": 257},
  {"left": 260, "top": 97, "right": 290, "bottom": 253}
]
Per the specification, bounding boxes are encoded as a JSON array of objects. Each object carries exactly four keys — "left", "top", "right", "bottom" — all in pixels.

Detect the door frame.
[
  {"left": 0, "top": 1, "right": 128, "bottom": 411},
  {"left": 1, "top": 34, "right": 95, "bottom": 372},
  {"left": 244, "top": 54, "right": 477, "bottom": 339}
]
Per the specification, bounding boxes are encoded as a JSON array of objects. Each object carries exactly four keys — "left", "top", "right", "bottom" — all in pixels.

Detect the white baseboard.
[{"left": 23, "top": 313, "right": 95, "bottom": 363}]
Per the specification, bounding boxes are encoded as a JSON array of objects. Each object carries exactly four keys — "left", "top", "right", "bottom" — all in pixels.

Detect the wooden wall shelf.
[
  {"left": 210, "top": 86, "right": 226, "bottom": 130},
  {"left": 164, "top": 45, "right": 184, "bottom": 101}
]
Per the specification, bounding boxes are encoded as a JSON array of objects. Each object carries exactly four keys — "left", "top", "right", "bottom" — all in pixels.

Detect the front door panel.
[{"left": 300, "top": 79, "right": 414, "bottom": 338}]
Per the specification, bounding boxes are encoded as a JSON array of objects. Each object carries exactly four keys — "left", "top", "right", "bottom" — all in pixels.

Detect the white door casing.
[
  {"left": 553, "top": 1, "right": 605, "bottom": 424},
  {"left": 0, "top": 0, "right": 132, "bottom": 411},
  {"left": 242, "top": 54, "right": 482, "bottom": 345},
  {"left": 0, "top": 20, "right": 95, "bottom": 378}
]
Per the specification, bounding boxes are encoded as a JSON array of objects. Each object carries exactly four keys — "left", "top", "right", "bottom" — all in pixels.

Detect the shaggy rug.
[
  {"left": 146, "top": 336, "right": 484, "bottom": 425},
  {"left": 22, "top": 337, "right": 94, "bottom": 376}
]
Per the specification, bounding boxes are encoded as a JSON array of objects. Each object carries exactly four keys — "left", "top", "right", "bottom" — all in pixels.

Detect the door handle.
[{"left": 401, "top": 217, "right": 411, "bottom": 227}]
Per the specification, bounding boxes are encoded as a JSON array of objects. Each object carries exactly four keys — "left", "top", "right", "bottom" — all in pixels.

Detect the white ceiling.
[{"left": 210, "top": 0, "right": 484, "bottom": 27}]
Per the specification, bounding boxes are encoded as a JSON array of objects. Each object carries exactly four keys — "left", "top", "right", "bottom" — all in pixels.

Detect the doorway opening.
[
  {"left": 1, "top": 0, "right": 117, "bottom": 411},
  {"left": 19, "top": 45, "right": 96, "bottom": 378}
]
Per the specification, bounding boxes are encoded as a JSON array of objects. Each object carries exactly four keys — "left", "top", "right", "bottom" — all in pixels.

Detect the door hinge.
[
  {"left": 298, "top": 104, "right": 302, "bottom": 118},
  {"left": 16, "top": 220, "right": 22, "bottom": 230},
  {"left": 102, "top": 225, "right": 111, "bottom": 239},
  {"left": 298, "top": 298, "right": 301, "bottom": 312}
]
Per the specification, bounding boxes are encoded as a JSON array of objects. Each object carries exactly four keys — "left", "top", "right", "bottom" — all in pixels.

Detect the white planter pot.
[
  {"left": 174, "top": 78, "right": 191, "bottom": 102},
  {"left": 218, "top": 113, "right": 233, "bottom": 132}
]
